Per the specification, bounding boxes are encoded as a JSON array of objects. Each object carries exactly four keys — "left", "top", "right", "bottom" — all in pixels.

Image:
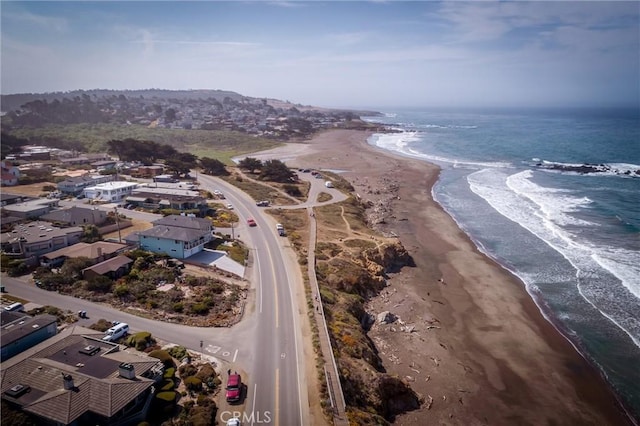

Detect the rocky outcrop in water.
[{"left": 534, "top": 162, "right": 639, "bottom": 177}]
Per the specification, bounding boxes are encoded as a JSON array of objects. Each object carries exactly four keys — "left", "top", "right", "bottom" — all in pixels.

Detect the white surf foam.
[
  {"left": 468, "top": 168, "right": 640, "bottom": 347},
  {"left": 368, "top": 131, "right": 512, "bottom": 169}
]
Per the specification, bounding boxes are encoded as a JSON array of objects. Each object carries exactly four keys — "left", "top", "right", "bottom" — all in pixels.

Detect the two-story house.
[
  {"left": 137, "top": 215, "right": 213, "bottom": 259},
  {"left": 57, "top": 174, "right": 114, "bottom": 196},
  {"left": 83, "top": 181, "right": 138, "bottom": 203},
  {"left": 1, "top": 161, "right": 20, "bottom": 186}
]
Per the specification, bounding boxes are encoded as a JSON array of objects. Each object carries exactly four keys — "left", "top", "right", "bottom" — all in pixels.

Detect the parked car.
[
  {"left": 102, "top": 322, "right": 129, "bottom": 342},
  {"left": 247, "top": 218, "right": 257, "bottom": 227},
  {"left": 226, "top": 373, "right": 243, "bottom": 403},
  {"left": 4, "top": 302, "right": 24, "bottom": 312},
  {"left": 256, "top": 200, "right": 269, "bottom": 207},
  {"left": 226, "top": 203, "right": 234, "bottom": 210},
  {"left": 276, "top": 223, "right": 285, "bottom": 236},
  {"left": 226, "top": 418, "right": 241, "bottom": 426}
]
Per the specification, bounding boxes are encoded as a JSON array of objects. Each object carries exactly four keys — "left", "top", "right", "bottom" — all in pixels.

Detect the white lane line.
[
  {"left": 233, "top": 349, "right": 238, "bottom": 363},
  {"left": 251, "top": 383, "right": 258, "bottom": 426},
  {"left": 256, "top": 251, "right": 263, "bottom": 314}
]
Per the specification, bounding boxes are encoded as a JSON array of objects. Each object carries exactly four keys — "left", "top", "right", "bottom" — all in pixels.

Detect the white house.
[
  {"left": 1, "top": 161, "right": 20, "bottom": 186},
  {"left": 83, "top": 181, "right": 138, "bottom": 203}
]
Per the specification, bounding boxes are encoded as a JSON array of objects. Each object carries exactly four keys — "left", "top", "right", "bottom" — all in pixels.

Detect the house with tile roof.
[
  {"left": 82, "top": 255, "right": 133, "bottom": 280},
  {"left": 40, "top": 241, "right": 128, "bottom": 268},
  {"left": 0, "top": 325, "right": 164, "bottom": 425}
]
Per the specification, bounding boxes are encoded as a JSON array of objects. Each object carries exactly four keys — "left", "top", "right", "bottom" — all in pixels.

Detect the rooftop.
[
  {"left": 153, "top": 214, "right": 212, "bottom": 230},
  {"left": 0, "top": 326, "right": 161, "bottom": 424},
  {"left": 82, "top": 255, "right": 133, "bottom": 275},
  {"left": 1, "top": 222, "right": 83, "bottom": 245},
  {"left": 41, "top": 241, "right": 127, "bottom": 261},
  {"left": 139, "top": 225, "right": 207, "bottom": 242},
  {"left": 84, "top": 181, "right": 138, "bottom": 190}
]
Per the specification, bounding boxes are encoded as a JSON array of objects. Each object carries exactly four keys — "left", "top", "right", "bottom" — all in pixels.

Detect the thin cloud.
[{"left": 3, "top": 9, "right": 68, "bottom": 32}]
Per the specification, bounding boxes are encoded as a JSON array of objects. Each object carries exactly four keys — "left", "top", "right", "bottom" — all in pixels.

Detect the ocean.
[{"left": 363, "top": 107, "right": 640, "bottom": 420}]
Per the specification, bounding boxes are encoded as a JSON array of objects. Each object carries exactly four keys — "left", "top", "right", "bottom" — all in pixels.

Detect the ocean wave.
[
  {"left": 468, "top": 168, "right": 640, "bottom": 347},
  {"left": 368, "top": 131, "right": 512, "bottom": 169}
]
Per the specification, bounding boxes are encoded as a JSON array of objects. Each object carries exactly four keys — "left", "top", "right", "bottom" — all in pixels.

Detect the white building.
[{"left": 83, "top": 181, "right": 138, "bottom": 203}]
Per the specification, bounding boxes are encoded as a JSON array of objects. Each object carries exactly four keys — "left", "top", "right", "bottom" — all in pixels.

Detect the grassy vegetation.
[
  {"left": 316, "top": 192, "right": 333, "bottom": 203},
  {"left": 9, "top": 124, "right": 282, "bottom": 164},
  {"left": 220, "top": 171, "right": 298, "bottom": 205}
]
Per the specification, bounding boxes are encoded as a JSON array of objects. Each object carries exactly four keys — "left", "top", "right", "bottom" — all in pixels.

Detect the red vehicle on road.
[
  {"left": 226, "top": 373, "right": 242, "bottom": 403},
  {"left": 247, "top": 218, "right": 257, "bottom": 227}
]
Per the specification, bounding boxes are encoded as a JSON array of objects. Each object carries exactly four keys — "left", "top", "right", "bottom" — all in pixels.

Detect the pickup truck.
[{"left": 226, "top": 373, "right": 243, "bottom": 403}]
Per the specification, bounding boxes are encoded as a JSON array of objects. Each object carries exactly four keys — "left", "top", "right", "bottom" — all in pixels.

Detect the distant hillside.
[
  {"left": 0, "top": 89, "right": 380, "bottom": 117},
  {"left": 0, "top": 89, "right": 247, "bottom": 113}
]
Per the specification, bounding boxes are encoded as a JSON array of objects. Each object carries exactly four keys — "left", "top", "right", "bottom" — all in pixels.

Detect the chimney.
[
  {"left": 62, "top": 373, "right": 74, "bottom": 390},
  {"left": 118, "top": 362, "right": 135, "bottom": 379},
  {"left": 97, "top": 247, "right": 103, "bottom": 258}
]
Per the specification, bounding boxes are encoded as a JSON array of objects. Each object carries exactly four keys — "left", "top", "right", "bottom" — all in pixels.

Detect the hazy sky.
[{"left": 1, "top": 1, "right": 638, "bottom": 109}]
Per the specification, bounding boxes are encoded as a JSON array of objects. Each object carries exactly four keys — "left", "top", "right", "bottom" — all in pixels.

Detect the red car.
[
  {"left": 247, "top": 218, "right": 257, "bottom": 227},
  {"left": 226, "top": 373, "right": 242, "bottom": 403}
]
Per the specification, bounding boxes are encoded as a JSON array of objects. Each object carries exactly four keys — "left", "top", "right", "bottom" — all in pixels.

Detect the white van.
[
  {"left": 325, "top": 181, "right": 334, "bottom": 188},
  {"left": 103, "top": 323, "right": 129, "bottom": 342},
  {"left": 4, "top": 302, "right": 24, "bottom": 312}
]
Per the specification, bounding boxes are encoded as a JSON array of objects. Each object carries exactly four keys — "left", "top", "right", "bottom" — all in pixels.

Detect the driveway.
[{"left": 186, "top": 249, "right": 245, "bottom": 278}]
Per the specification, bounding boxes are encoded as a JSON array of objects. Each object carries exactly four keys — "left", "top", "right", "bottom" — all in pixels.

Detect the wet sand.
[{"left": 268, "top": 129, "right": 633, "bottom": 425}]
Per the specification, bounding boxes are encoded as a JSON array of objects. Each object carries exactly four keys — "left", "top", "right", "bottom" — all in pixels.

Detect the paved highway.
[
  {"left": 4, "top": 171, "right": 347, "bottom": 425},
  {"left": 197, "top": 173, "right": 309, "bottom": 426}
]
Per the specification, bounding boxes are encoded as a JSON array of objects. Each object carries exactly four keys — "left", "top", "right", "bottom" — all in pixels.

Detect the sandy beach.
[{"left": 274, "top": 129, "right": 632, "bottom": 425}]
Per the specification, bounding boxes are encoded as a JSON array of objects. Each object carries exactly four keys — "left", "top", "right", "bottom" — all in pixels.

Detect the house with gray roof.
[
  {"left": 2, "top": 198, "right": 60, "bottom": 219},
  {"left": 1, "top": 221, "right": 83, "bottom": 262},
  {"left": 136, "top": 215, "right": 213, "bottom": 259},
  {"left": 1, "top": 311, "right": 58, "bottom": 362},
  {"left": 40, "top": 206, "right": 107, "bottom": 227},
  {"left": 0, "top": 325, "right": 163, "bottom": 425}
]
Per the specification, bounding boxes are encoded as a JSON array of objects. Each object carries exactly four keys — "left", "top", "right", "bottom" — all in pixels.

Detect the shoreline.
[{"left": 269, "top": 129, "right": 633, "bottom": 425}]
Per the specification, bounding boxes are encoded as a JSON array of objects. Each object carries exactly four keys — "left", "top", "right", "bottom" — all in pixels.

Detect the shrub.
[
  {"left": 113, "top": 284, "right": 129, "bottom": 297},
  {"left": 196, "top": 394, "right": 212, "bottom": 406},
  {"left": 126, "top": 331, "right": 154, "bottom": 351},
  {"left": 195, "top": 363, "right": 217, "bottom": 383},
  {"left": 178, "top": 363, "right": 198, "bottom": 378},
  {"left": 155, "top": 391, "right": 177, "bottom": 403},
  {"left": 163, "top": 367, "right": 176, "bottom": 379},
  {"left": 160, "top": 379, "right": 175, "bottom": 391},
  {"left": 148, "top": 349, "right": 174, "bottom": 367},
  {"left": 183, "top": 376, "right": 202, "bottom": 391},
  {"left": 167, "top": 345, "right": 189, "bottom": 361},
  {"left": 89, "top": 319, "right": 113, "bottom": 332},
  {"left": 190, "top": 303, "right": 209, "bottom": 315}
]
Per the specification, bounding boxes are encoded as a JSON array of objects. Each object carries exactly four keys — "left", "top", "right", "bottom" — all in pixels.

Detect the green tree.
[
  {"left": 60, "top": 257, "right": 93, "bottom": 280},
  {"left": 80, "top": 225, "right": 101, "bottom": 243},
  {"left": 165, "top": 108, "right": 177, "bottom": 123},
  {"left": 259, "top": 159, "right": 295, "bottom": 182},
  {"left": 199, "top": 157, "right": 229, "bottom": 176},
  {"left": 238, "top": 157, "right": 262, "bottom": 174}
]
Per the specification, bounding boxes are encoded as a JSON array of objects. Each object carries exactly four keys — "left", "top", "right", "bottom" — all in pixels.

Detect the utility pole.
[{"left": 114, "top": 206, "right": 122, "bottom": 243}]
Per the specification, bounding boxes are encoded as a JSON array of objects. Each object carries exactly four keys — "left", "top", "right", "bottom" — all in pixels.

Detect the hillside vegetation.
[{"left": 7, "top": 123, "right": 280, "bottom": 164}]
